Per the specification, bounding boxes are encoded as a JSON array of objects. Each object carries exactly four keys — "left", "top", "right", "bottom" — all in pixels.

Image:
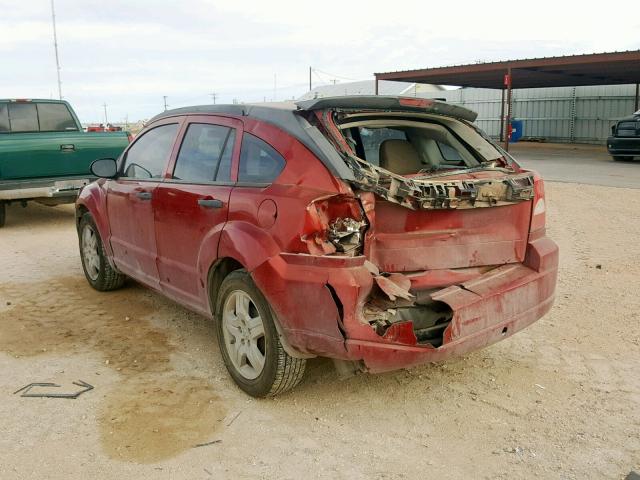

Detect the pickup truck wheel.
[
  {"left": 79, "top": 213, "right": 126, "bottom": 291},
  {"left": 0, "top": 202, "right": 5, "bottom": 228},
  {"left": 612, "top": 155, "right": 631, "bottom": 161},
  {"left": 215, "top": 270, "right": 306, "bottom": 397}
]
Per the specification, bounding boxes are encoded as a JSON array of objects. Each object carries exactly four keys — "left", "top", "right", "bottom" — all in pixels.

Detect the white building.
[{"left": 298, "top": 80, "right": 444, "bottom": 101}]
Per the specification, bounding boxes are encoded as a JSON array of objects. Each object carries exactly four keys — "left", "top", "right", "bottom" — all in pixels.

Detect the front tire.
[
  {"left": 0, "top": 201, "right": 5, "bottom": 228},
  {"left": 215, "top": 270, "right": 306, "bottom": 397},
  {"left": 612, "top": 155, "right": 632, "bottom": 161},
  {"left": 79, "top": 212, "right": 126, "bottom": 291}
]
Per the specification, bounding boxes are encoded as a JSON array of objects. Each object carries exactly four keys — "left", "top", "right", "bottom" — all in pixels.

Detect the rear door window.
[
  {"left": 173, "top": 123, "right": 235, "bottom": 182},
  {"left": 8, "top": 103, "right": 39, "bottom": 132},
  {"left": 37, "top": 103, "right": 78, "bottom": 131},
  {"left": 121, "top": 123, "right": 179, "bottom": 179},
  {"left": 359, "top": 127, "right": 407, "bottom": 165},
  {"left": 238, "top": 133, "right": 285, "bottom": 183}
]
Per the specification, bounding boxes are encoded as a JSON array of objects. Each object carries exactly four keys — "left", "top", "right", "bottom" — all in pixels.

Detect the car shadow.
[{"left": 2, "top": 201, "right": 76, "bottom": 230}]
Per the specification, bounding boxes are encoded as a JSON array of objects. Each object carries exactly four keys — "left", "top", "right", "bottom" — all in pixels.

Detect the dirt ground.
[{"left": 1, "top": 182, "right": 639, "bottom": 479}]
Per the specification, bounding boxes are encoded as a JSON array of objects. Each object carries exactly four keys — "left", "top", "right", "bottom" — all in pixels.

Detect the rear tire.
[
  {"left": 0, "top": 201, "right": 5, "bottom": 228},
  {"left": 78, "top": 212, "right": 126, "bottom": 291},
  {"left": 215, "top": 270, "right": 306, "bottom": 397},
  {"left": 612, "top": 155, "right": 632, "bottom": 161}
]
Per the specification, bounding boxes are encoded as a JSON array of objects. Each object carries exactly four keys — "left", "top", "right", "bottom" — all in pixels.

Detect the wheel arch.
[
  {"left": 76, "top": 183, "right": 113, "bottom": 257},
  {"left": 207, "top": 255, "right": 314, "bottom": 360}
]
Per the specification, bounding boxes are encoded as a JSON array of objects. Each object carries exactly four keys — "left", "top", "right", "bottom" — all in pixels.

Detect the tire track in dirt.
[{"left": 0, "top": 276, "right": 227, "bottom": 463}]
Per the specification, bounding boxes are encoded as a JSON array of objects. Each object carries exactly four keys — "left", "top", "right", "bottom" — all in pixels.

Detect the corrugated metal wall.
[{"left": 425, "top": 84, "right": 638, "bottom": 144}]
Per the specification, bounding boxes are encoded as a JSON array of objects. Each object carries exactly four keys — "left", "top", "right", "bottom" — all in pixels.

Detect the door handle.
[
  {"left": 60, "top": 144, "right": 76, "bottom": 152},
  {"left": 136, "top": 191, "right": 152, "bottom": 200},
  {"left": 197, "top": 198, "right": 224, "bottom": 209}
]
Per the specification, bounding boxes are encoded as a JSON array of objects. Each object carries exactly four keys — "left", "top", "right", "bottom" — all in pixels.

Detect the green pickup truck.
[{"left": 0, "top": 99, "right": 130, "bottom": 227}]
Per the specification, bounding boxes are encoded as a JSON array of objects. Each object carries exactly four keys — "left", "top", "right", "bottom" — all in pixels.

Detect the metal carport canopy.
[
  {"left": 374, "top": 51, "right": 640, "bottom": 89},
  {"left": 375, "top": 51, "right": 640, "bottom": 150}
]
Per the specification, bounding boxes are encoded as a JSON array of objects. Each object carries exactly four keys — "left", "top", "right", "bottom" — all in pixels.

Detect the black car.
[{"left": 607, "top": 111, "right": 640, "bottom": 160}]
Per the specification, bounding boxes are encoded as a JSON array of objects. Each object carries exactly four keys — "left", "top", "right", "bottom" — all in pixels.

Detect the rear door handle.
[
  {"left": 197, "top": 198, "right": 224, "bottom": 209},
  {"left": 60, "top": 144, "right": 76, "bottom": 152},
  {"left": 136, "top": 191, "right": 152, "bottom": 200}
]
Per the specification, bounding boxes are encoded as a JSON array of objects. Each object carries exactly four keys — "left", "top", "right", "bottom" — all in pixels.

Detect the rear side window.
[
  {"left": 0, "top": 105, "right": 9, "bottom": 132},
  {"left": 8, "top": 103, "right": 39, "bottom": 132},
  {"left": 238, "top": 133, "right": 285, "bottom": 183},
  {"left": 37, "top": 103, "right": 77, "bottom": 131},
  {"left": 173, "top": 123, "right": 234, "bottom": 182},
  {"left": 121, "top": 123, "right": 179, "bottom": 179}
]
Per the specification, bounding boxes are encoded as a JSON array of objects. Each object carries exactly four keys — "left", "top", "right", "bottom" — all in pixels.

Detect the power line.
[{"left": 311, "top": 67, "right": 359, "bottom": 82}]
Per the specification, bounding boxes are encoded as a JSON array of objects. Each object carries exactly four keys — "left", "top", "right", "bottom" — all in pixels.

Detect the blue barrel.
[{"left": 510, "top": 119, "right": 524, "bottom": 142}]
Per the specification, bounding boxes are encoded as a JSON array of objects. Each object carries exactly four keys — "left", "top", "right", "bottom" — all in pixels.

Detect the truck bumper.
[
  {"left": 0, "top": 177, "right": 92, "bottom": 201},
  {"left": 607, "top": 136, "right": 640, "bottom": 156},
  {"left": 252, "top": 237, "right": 559, "bottom": 373}
]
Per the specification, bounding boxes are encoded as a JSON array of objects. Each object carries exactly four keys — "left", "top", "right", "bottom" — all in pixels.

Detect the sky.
[{"left": 1, "top": 0, "right": 639, "bottom": 123}]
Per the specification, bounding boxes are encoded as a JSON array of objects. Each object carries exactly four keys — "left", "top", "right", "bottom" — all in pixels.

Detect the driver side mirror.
[{"left": 90, "top": 158, "right": 118, "bottom": 178}]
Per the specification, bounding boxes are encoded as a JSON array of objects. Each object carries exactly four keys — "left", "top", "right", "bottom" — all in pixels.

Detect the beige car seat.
[{"left": 379, "top": 139, "right": 423, "bottom": 175}]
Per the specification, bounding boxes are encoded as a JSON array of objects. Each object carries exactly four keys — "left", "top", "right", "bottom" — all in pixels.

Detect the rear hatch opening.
[{"left": 302, "top": 103, "right": 546, "bottom": 346}]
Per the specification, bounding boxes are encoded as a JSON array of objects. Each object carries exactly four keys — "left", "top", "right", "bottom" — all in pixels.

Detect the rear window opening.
[
  {"left": 343, "top": 121, "right": 478, "bottom": 176},
  {"left": 334, "top": 113, "right": 507, "bottom": 177}
]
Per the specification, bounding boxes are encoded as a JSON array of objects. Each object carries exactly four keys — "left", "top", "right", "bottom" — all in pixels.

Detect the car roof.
[
  {"left": 149, "top": 96, "right": 479, "bottom": 179},
  {"left": 150, "top": 102, "right": 356, "bottom": 179}
]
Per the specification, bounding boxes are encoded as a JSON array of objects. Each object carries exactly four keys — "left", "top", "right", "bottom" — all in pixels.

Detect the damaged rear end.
[{"left": 289, "top": 97, "right": 558, "bottom": 371}]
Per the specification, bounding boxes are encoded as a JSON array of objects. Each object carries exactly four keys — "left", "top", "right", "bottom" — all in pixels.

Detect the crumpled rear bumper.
[
  {"left": 346, "top": 237, "right": 559, "bottom": 372},
  {"left": 252, "top": 236, "right": 558, "bottom": 373}
]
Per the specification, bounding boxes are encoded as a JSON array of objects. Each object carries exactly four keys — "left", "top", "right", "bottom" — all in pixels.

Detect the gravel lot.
[{"left": 1, "top": 181, "right": 639, "bottom": 479}]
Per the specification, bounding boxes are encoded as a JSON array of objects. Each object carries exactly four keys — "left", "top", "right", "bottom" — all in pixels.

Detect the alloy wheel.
[{"left": 221, "top": 290, "right": 266, "bottom": 380}]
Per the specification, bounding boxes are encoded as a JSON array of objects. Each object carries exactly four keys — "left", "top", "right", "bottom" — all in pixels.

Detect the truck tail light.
[
  {"left": 301, "top": 195, "right": 367, "bottom": 256},
  {"left": 529, "top": 176, "right": 546, "bottom": 239},
  {"left": 127, "top": 133, "right": 134, "bottom": 143}
]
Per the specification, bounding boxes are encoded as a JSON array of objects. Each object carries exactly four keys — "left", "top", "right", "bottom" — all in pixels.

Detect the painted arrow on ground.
[{"left": 13, "top": 380, "right": 94, "bottom": 399}]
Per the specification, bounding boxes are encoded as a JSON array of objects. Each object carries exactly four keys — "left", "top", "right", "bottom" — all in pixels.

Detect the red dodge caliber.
[{"left": 76, "top": 96, "right": 558, "bottom": 397}]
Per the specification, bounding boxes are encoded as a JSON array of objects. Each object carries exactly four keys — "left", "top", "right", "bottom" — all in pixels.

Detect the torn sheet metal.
[{"left": 346, "top": 155, "right": 535, "bottom": 211}]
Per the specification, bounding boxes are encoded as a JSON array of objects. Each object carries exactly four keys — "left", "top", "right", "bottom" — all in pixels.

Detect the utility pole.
[
  {"left": 273, "top": 73, "right": 277, "bottom": 102},
  {"left": 50, "top": 0, "right": 63, "bottom": 99},
  {"left": 209, "top": 92, "right": 217, "bottom": 104},
  {"left": 163, "top": 96, "right": 168, "bottom": 111},
  {"left": 102, "top": 103, "right": 108, "bottom": 124},
  {"left": 309, "top": 66, "right": 312, "bottom": 91}
]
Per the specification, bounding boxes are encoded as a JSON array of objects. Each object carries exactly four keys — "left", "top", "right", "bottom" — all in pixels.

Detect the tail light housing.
[
  {"left": 529, "top": 175, "right": 546, "bottom": 239},
  {"left": 301, "top": 195, "right": 367, "bottom": 256}
]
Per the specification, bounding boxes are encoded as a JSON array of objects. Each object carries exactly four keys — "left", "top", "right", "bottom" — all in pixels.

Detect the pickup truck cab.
[
  {"left": 0, "top": 99, "right": 130, "bottom": 226},
  {"left": 607, "top": 111, "right": 640, "bottom": 160}
]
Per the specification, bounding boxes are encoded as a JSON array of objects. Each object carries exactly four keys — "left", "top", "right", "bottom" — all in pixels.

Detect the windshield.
[{"left": 335, "top": 112, "right": 507, "bottom": 177}]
